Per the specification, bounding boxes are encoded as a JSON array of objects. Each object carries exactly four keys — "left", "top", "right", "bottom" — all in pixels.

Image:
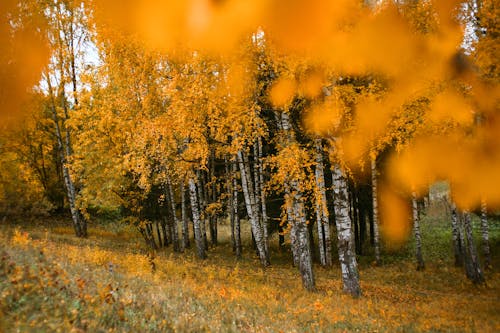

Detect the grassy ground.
[{"left": 0, "top": 209, "right": 499, "bottom": 332}]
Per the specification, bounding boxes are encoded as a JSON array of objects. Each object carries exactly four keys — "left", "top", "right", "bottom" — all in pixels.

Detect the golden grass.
[{"left": 0, "top": 219, "right": 499, "bottom": 332}]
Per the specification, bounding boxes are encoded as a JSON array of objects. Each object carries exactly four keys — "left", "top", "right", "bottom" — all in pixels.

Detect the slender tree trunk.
[
  {"left": 255, "top": 137, "right": 270, "bottom": 257},
  {"left": 181, "top": 180, "right": 190, "bottom": 249},
  {"left": 412, "top": 192, "right": 425, "bottom": 270},
  {"left": 188, "top": 177, "right": 206, "bottom": 259},
  {"left": 237, "top": 150, "right": 269, "bottom": 266},
  {"left": 462, "top": 211, "right": 485, "bottom": 284},
  {"left": 314, "top": 139, "right": 332, "bottom": 267},
  {"left": 225, "top": 157, "right": 236, "bottom": 252},
  {"left": 284, "top": 184, "right": 299, "bottom": 267},
  {"left": 196, "top": 171, "right": 208, "bottom": 250},
  {"left": 167, "top": 178, "right": 181, "bottom": 252},
  {"left": 155, "top": 221, "right": 163, "bottom": 248},
  {"left": 146, "top": 223, "right": 158, "bottom": 249},
  {"left": 46, "top": 76, "right": 85, "bottom": 237},
  {"left": 332, "top": 164, "right": 361, "bottom": 297},
  {"left": 277, "top": 111, "right": 315, "bottom": 290},
  {"left": 291, "top": 179, "right": 316, "bottom": 291},
  {"left": 209, "top": 151, "right": 218, "bottom": 246},
  {"left": 140, "top": 227, "right": 157, "bottom": 250},
  {"left": 450, "top": 203, "right": 464, "bottom": 267},
  {"left": 232, "top": 161, "right": 242, "bottom": 258},
  {"left": 480, "top": 199, "right": 491, "bottom": 269},
  {"left": 371, "top": 158, "right": 381, "bottom": 265}
]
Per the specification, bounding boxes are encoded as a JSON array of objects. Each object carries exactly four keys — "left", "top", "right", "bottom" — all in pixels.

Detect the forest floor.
[{"left": 0, "top": 210, "right": 499, "bottom": 332}]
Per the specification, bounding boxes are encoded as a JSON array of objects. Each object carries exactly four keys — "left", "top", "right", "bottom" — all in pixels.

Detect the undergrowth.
[{"left": 0, "top": 212, "right": 498, "bottom": 332}]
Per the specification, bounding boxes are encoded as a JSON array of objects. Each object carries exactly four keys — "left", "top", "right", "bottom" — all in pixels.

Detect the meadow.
[{"left": 0, "top": 206, "right": 498, "bottom": 332}]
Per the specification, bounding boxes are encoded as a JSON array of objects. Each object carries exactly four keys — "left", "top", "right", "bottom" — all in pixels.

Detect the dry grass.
[{"left": 0, "top": 216, "right": 498, "bottom": 332}]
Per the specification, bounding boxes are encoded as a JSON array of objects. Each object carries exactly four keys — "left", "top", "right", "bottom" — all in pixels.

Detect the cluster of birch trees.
[{"left": 0, "top": 0, "right": 497, "bottom": 296}]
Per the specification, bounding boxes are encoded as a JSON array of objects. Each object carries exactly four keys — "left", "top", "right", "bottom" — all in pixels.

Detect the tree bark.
[
  {"left": 167, "top": 177, "right": 181, "bottom": 252},
  {"left": 155, "top": 220, "right": 163, "bottom": 247},
  {"left": 332, "top": 164, "right": 361, "bottom": 297},
  {"left": 412, "top": 192, "right": 425, "bottom": 270},
  {"left": 255, "top": 137, "right": 270, "bottom": 257},
  {"left": 180, "top": 180, "right": 190, "bottom": 249},
  {"left": 46, "top": 75, "right": 86, "bottom": 238},
  {"left": 188, "top": 177, "right": 206, "bottom": 259},
  {"left": 225, "top": 157, "right": 236, "bottom": 252},
  {"left": 277, "top": 111, "right": 315, "bottom": 290},
  {"left": 461, "top": 211, "right": 485, "bottom": 284},
  {"left": 209, "top": 151, "right": 218, "bottom": 246},
  {"left": 237, "top": 149, "right": 269, "bottom": 266},
  {"left": 371, "top": 158, "right": 381, "bottom": 265},
  {"left": 480, "top": 199, "right": 491, "bottom": 269},
  {"left": 290, "top": 179, "right": 316, "bottom": 291},
  {"left": 450, "top": 203, "right": 464, "bottom": 267},
  {"left": 232, "top": 161, "right": 242, "bottom": 258},
  {"left": 314, "top": 139, "right": 332, "bottom": 267},
  {"left": 196, "top": 170, "right": 208, "bottom": 250}
]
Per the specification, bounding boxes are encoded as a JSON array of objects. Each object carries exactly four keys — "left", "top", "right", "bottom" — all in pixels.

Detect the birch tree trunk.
[
  {"left": 332, "top": 165, "right": 361, "bottom": 297},
  {"left": 314, "top": 139, "right": 332, "bottom": 267},
  {"left": 462, "top": 211, "right": 485, "bottom": 284},
  {"left": 284, "top": 183, "right": 299, "bottom": 267},
  {"left": 225, "top": 157, "right": 236, "bottom": 252},
  {"left": 227, "top": 163, "right": 241, "bottom": 258},
  {"left": 46, "top": 75, "right": 85, "bottom": 238},
  {"left": 450, "top": 203, "right": 463, "bottom": 267},
  {"left": 480, "top": 199, "right": 491, "bottom": 269},
  {"left": 196, "top": 170, "right": 208, "bottom": 250},
  {"left": 290, "top": 179, "right": 316, "bottom": 291},
  {"left": 278, "top": 111, "right": 315, "bottom": 290},
  {"left": 181, "top": 180, "right": 190, "bottom": 249},
  {"left": 255, "top": 137, "right": 270, "bottom": 256},
  {"left": 237, "top": 150, "right": 269, "bottom": 266},
  {"left": 412, "top": 192, "right": 425, "bottom": 270},
  {"left": 167, "top": 177, "right": 181, "bottom": 252},
  {"left": 209, "top": 151, "right": 218, "bottom": 246},
  {"left": 371, "top": 158, "right": 381, "bottom": 265},
  {"left": 188, "top": 177, "right": 206, "bottom": 259},
  {"left": 233, "top": 161, "right": 242, "bottom": 258}
]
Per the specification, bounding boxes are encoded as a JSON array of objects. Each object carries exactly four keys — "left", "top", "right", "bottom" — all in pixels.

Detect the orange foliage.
[
  {"left": 269, "top": 77, "right": 296, "bottom": 107},
  {"left": 0, "top": 0, "right": 49, "bottom": 122}
]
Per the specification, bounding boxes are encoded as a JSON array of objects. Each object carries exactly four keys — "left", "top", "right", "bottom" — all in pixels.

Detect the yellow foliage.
[
  {"left": 428, "top": 90, "right": 474, "bottom": 125},
  {"left": 12, "top": 229, "right": 30, "bottom": 248}
]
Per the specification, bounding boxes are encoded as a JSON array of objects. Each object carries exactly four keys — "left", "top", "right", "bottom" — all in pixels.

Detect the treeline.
[{"left": 0, "top": 0, "right": 497, "bottom": 296}]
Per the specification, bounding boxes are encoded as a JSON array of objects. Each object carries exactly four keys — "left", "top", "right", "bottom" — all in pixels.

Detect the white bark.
[
  {"left": 278, "top": 111, "right": 315, "bottom": 290},
  {"left": 255, "top": 137, "right": 270, "bottom": 256},
  {"left": 237, "top": 150, "right": 269, "bottom": 266},
  {"left": 232, "top": 161, "right": 242, "bottom": 258},
  {"left": 167, "top": 177, "right": 181, "bottom": 252},
  {"left": 332, "top": 165, "right": 361, "bottom": 297},
  {"left": 188, "top": 177, "right": 206, "bottom": 259},
  {"left": 314, "top": 139, "right": 332, "bottom": 267},
  {"left": 46, "top": 75, "right": 85, "bottom": 237}
]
